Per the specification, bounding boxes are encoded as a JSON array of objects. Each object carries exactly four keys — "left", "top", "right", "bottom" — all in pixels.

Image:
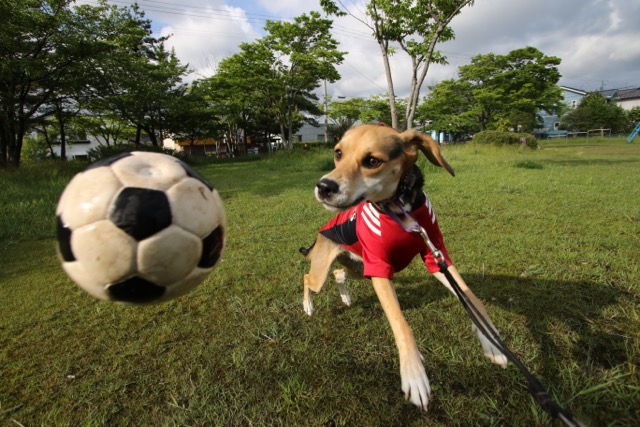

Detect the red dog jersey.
[{"left": 319, "top": 196, "right": 451, "bottom": 279}]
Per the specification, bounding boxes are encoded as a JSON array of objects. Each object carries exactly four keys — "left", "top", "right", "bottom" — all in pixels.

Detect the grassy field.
[{"left": 1, "top": 139, "right": 639, "bottom": 426}]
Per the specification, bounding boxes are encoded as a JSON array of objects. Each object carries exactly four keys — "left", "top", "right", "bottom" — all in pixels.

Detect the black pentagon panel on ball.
[
  {"left": 178, "top": 160, "right": 214, "bottom": 191},
  {"left": 107, "top": 276, "right": 166, "bottom": 303},
  {"left": 85, "top": 152, "right": 133, "bottom": 171},
  {"left": 56, "top": 215, "right": 75, "bottom": 262},
  {"left": 199, "top": 225, "right": 224, "bottom": 268},
  {"left": 109, "top": 187, "right": 172, "bottom": 241}
]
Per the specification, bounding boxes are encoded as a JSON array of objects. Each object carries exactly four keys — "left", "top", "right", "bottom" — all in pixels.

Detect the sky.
[{"left": 82, "top": 0, "right": 640, "bottom": 99}]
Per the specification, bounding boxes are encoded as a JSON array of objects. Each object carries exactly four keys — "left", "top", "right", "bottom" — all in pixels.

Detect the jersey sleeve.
[{"left": 362, "top": 250, "right": 395, "bottom": 279}]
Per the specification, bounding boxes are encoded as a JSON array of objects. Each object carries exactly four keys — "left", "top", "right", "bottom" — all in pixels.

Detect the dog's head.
[{"left": 315, "top": 124, "right": 454, "bottom": 211}]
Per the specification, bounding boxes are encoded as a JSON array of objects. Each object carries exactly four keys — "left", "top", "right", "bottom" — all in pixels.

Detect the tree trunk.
[
  {"left": 59, "top": 119, "right": 67, "bottom": 161},
  {"left": 378, "top": 40, "right": 398, "bottom": 129}
]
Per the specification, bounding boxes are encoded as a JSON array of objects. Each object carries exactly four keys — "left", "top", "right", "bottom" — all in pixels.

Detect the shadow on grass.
[
  {"left": 394, "top": 274, "right": 628, "bottom": 367},
  {"left": 325, "top": 273, "right": 631, "bottom": 424}
]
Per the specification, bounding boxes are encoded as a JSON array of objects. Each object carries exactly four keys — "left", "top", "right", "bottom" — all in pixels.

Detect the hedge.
[{"left": 472, "top": 131, "right": 538, "bottom": 149}]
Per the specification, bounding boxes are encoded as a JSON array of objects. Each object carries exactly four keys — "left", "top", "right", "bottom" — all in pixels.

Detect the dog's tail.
[{"left": 299, "top": 242, "right": 315, "bottom": 257}]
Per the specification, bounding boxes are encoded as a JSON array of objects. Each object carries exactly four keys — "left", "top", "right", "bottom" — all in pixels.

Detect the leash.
[{"left": 380, "top": 200, "right": 586, "bottom": 427}]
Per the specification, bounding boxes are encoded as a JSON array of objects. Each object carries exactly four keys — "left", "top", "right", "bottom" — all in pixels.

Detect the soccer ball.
[{"left": 55, "top": 151, "right": 226, "bottom": 304}]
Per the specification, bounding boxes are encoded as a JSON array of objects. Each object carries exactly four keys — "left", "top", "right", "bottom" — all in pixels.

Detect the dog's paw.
[
  {"left": 473, "top": 325, "right": 508, "bottom": 368},
  {"left": 337, "top": 285, "right": 351, "bottom": 306},
  {"left": 340, "top": 292, "right": 351, "bottom": 306},
  {"left": 483, "top": 346, "right": 508, "bottom": 368},
  {"left": 303, "top": 297, "right": 314, "bottom": 316},
  {"left": 400, "top": 351, "right": 431, "bottom": 411}
]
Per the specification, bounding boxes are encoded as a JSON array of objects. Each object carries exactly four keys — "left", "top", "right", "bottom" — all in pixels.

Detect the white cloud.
[
  {"left": 125, "top": 0, "right": 639, "bottom": 93},
  {"left": 159, "top": 5, "right": 261, "bottom": 80}
]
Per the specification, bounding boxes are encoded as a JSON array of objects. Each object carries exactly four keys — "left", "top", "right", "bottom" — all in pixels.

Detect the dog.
[{"left": 300, "top": 123, "right": 508, "bottom": 410}]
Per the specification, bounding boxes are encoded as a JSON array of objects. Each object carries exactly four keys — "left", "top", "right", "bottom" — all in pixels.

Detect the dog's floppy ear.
[{"left": 401, "top": 129, "right": 455, "bottom": 177}]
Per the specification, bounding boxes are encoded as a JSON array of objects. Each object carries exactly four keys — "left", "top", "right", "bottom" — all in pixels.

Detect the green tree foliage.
[
  {"left": 0, "top": 0, "right": 76, "bottom": 166},
  {"left": 326, "top": 98, "right": 363, "bottom": 141},
  {"left": 205, "top": 41, "right": 282, "bottom": 155},
  {"left": 205, "top": 12, "right": 345, "bottom": 150},
  {"left": 416, "top": 79, "right": 477, "bottom": 135},
  {"left": 321, "top": 0, "right": 474, "bottom": 130},
  {"left": 627, "top": 107, "right": 640, "bottom": 132},
  {"left": 419, "top": 47, "right": 563, "bottom": 133},
  {"left": 169, "top": 81, "right": 222, "bottom": 153},
  {"left": 78, "top": 2, "right": 189, "bottom": 146},
  {"left": 560, "top": 92, "right": 628, "bottom": 133},
  {"left": 0, "top": 0, "right": 190, "bottom": 166},
  {"left": 263, "top": 12, "right": 345, "bottom": 148},
  {"left": 327, "top": 95, "right": 404, "bottom": 139}
]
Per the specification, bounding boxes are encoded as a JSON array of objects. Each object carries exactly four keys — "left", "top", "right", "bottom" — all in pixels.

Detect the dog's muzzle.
[{"left": 315, "top": 178, "right": 339, "bottom": 200}]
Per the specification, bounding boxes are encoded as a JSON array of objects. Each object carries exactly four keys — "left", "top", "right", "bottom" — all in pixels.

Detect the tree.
[
  {"left": 625, "top": 106, "right": 640, "bottom": 133},
  {"left": 205, "top": 41, "right": 283, "bottom": 155},
  {"left": 263, "top": 11, "right": 345, "bottom": 148},
  {"left": 79, "top": 2, "right": 189, "bottom": 146},
  {"left": 321, "top": 0, "right": 475, "bottom": 130},
  {"left": 0, "top": 0, "right": 78, "bottom": 166},
  {"left": 72, "top": 112, "right": 136, "bottom": 148},
  {"left": 327, "top": 98, "right": 364, "bottom": 140},
  {"left": 420, "top": 47, "right": 563, "bottom": 133},
  {"left": 204, "top": 12, "right": 345, "bottom": 150},
  {"left": 0, "top": 0, "right": 185, "bottom": 166},
  {"left": 416, "top": 79, "right": 478, "bottom": 135},
  {"left": 168, "top": 81, "right": 222, "bottom": 153},
  {"left": 560, "top": 92, "right": 628, "bottom": 133}
]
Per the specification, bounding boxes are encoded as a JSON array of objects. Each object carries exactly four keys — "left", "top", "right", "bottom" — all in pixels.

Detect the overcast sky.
[{"left": 85, "top": 0, "right": 640, "bottom": 99}]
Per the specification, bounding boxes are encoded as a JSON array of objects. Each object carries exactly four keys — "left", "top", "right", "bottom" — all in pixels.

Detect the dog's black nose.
[{"left": 316, "top": 179, "right": 339, "bottom": 199}]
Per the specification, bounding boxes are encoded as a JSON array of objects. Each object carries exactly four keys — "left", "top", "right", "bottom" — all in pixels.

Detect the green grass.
[{"left": 1, "top": 139, "right": 639, "bottom": 426}]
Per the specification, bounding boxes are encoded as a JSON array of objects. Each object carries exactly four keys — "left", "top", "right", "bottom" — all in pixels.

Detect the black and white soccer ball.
[{"left": 56, "top": 151, "right": 225, "bottom": 304}]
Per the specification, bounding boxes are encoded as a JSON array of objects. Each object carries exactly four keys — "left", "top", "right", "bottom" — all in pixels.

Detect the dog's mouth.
[{"left": 320, "top": 195, "right": 365, "bottom": 212}]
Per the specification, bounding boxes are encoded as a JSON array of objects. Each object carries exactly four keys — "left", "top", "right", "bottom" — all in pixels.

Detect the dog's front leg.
[
  {"left": 433, "top": 266, "right": 508, "bottom": 368},
  {"left": 371, "top": 277, "right": 431, "bottom": 410}
]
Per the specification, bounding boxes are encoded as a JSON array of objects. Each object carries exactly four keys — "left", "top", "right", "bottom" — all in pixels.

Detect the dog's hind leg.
[
  {"left": 332, "top": 269, "right": 351, "bottom": 306},
  {"left": 302, "top": 235, "right": 343, "bottom": 316},
  {"left": 333, "top": 252, "right": 364, "bottom": 307},
  {"left": 433, "top": 266, "right": 508, "bottom": 368}
]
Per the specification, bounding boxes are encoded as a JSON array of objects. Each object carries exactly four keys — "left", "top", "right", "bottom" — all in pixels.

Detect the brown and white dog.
[{"left": 300, "top": 124, "right": 507, "bottom": 410}]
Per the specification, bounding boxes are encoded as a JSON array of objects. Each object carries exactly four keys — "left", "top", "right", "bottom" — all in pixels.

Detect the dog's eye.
[
  {"left": 363, "top": 156, "right": 382, "bottom": 169},
  {"left": 334, "top": 149, "right": 342, "bottom": 161}
]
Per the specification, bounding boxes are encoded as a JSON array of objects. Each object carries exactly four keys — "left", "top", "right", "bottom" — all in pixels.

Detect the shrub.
[
  {"left": 292, "top": 140, "right": 335, "bottom": 150},
  {"left": 86, "top": 144, "right": 187, "bottom": 163},
  {"left": 472, "top": 130, "right": 538, "bottom": 149}
]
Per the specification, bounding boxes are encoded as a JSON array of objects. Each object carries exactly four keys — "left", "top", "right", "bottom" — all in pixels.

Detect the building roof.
[
  {"left": 560, "top": 85, "right": 587, "bottom": 95},
  {"left": 616, "top": 88, "right": 640, "bottom": 100}
]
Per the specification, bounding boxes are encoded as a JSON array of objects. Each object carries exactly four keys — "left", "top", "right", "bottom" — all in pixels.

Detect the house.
[
  {"left": 535, "top": 84, "right": 640, "bottom": 138},
  {"left": 51, "top": 134, "right": 164, "bottom": 160},
  {"left": 173, "top": 138, "right": 223, "bottom": 157},
  {"left": 292, "top": 121, "right": 329, "bottom": 143},
  {"left": 607, "top": 87, "right": 640, "bottom": 110},
  {"left": 51, "top": 136, "right": 103, "bottom": 160},
  {"left": 537, "top": 86, "right": 587, "bottom": 135}
]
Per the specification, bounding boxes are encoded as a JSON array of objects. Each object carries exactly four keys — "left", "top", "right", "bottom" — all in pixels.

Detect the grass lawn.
[{"left": 1, "top": 139, "right": 639, "bottom": 426}]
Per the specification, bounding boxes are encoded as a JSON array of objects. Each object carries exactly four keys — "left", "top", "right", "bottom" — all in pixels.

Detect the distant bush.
[
  {"left": 292, "top": 140, "right": 334, "bottom": 150},
  {"left": 472, "top": 131, "right": 538, "bottom": 149},
  {"left": 86, "top": 144, "right": 187, "bottom": 163}
]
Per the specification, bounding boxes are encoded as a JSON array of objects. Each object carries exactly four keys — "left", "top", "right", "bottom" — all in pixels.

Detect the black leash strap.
[
  {"left": 383, "top": 202, "right": 585, "bottom": 426},
  {"left": 438, "top": 263, "right": 585, "bottom": 427}
]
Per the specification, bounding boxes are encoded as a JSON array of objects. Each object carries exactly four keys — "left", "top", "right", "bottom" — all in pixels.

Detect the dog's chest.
[{"left": 321, "top": 202, "right": 430, "bottom": 272}]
